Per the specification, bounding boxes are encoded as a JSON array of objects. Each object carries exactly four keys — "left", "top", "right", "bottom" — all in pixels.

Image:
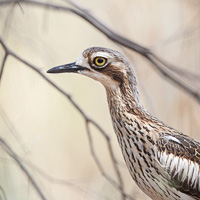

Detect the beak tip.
[
  {"left": 46, "top": 66, "right": 64, "bottom": 74},
  {"left": 46, "top": 69, "right": 53, "bottom": 73}
]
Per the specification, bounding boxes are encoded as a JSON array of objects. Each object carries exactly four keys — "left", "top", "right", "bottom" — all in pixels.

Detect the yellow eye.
[{"left": 94, "top": 57, "right": 107, "bottom": 67}]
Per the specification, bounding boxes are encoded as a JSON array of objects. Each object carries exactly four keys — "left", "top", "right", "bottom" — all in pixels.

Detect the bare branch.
[
  {"left": 67, "top": 0, "right": 200, "bottom": 103},
  {"left": 0, "top": 106, "right": 27, "bottom": 151},
  {"left": 0, "top": 53, "right": 8, "bottom": 85},
  {"left": 0, "top": 0, "right": 199, "bottom": 104},
  {"left": 0, "top": 1, "right": 199, "bottom": 199},
  {"left": 0, "top": 36, "right": 127, "bottom": 199},
  {"left": 0, "top": 155, "right": 101, "bottom": 199},
  {"left": 85, "top": 121, "right": 134, "bottom": 200},
  {"left": 0, "top": 185, "right": 7, "bottom": 200},
  {"left": 25, "top": 160, "right": 100, "bottom": 199},
  {"left": 0, "top": 137, "right": 47, "bottom": 200},
  {"left": 146, "top": 53, "right": 200, "bottom": 102}
]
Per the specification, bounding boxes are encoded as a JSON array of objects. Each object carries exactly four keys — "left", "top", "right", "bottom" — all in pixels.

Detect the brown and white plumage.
[{"left": 47, "top": 47, "right": 200, "bottom": 200}]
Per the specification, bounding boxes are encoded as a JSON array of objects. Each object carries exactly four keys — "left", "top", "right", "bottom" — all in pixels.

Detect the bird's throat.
[{"left": 105, "top": 83, "right": 143, "bottom": 116}]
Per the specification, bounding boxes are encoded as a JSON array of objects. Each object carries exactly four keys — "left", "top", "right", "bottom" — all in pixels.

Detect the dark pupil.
[{"left": 97, "top": 58, "right": 104, "bottom": 63}]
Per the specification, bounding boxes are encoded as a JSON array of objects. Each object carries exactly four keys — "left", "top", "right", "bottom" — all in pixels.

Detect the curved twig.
[
  {"left": 0, "top": 1, "right": 199, "bottom": 199},
  {"left": 0, "top": 53, "right": 8, "bottom": 85},
  {"left": 0, "top": 0, "right": 199, "bottom": 104},
  {"left": 0, "top": 137, "right": 47, "bottom": 200},
  {"left": 0, "top": 37, "right": 128, "bottom": 199},
  {"left": 85, "top": 120, "right": 133, "bottom": 200}
]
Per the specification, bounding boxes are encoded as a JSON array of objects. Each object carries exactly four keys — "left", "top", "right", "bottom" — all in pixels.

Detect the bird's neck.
[
  {"left": 105, "top": 82, "right": 144, "bottom": 116},
  {"left": 105, "top": 83, "right": 158, "bottom": 187},
  {"left": 105, "top": 82, "right": 155, "bottom": 141}
]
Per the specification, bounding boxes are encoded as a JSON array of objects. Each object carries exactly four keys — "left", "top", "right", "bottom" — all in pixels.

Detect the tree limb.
[
  {"left": 0, "top": 36, "right": 127, "bottom": 199},
  {"left": 0, "top": 0, "right": 199, "bottom": 104},
  {"left": 0, "top": 137, "right": 47, "bottom": 200}
]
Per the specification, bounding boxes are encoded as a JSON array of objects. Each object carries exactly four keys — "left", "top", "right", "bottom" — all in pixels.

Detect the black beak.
[{"left": 47, "top": 62, "right": 88, "bottom": 73}]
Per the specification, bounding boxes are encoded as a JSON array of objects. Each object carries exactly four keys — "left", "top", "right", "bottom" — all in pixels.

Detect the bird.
[{"left": 47, "top": 47, "right": 200, "bottom": 200}]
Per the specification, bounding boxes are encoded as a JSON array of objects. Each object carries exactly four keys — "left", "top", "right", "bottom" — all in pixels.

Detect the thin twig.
[
  {"left": 0, "top": 37, "right": 127, "bottom": 199},
  {"left": 0, "top": 53, "right": 8, "bottom": 85},
  {"left": 0, "top": 1, "right": 199, "bottom": 199},
  {"left": 25, "top": 160, "right": 100, "bottom": 199},
  {"left": 0, "top": 155, "right": 100, "bottom": 199},
  {"left": 0, "top": 137, "right": 47, "bottom": 200},
  {"left": 0, "top": 0, "right": 199, "bottom": 104},
  {"left": 66, "top": 0, "right": 200, "bottom": 103},
  {"left": 85, "top": 121, "right": 133, "bottom": 200},
  {"left": 146, "top": 53, "right": 200, "bottom": 102},
  {"left": 0, "top": 185, "right": 7, "bottom": 200},
  {"left": 0, "top": 37, "right": 110, "bottom": 139},
  {"left": 0, "top": 106, "right": 27, "bottom": 152}
]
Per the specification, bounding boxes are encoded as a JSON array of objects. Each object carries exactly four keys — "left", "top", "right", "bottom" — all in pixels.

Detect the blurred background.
[{"left": 0, "top": 0, "right": 200, "bottom": 199}]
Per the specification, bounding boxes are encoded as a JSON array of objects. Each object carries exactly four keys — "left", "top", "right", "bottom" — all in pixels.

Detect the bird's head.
[{"left": 47, "top": 47, "right": 137, "bottom": 89}]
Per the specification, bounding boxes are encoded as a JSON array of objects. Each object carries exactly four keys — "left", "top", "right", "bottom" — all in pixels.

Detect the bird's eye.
[{"left": 93, "top": 57, "right": 107, "bottom": 67}]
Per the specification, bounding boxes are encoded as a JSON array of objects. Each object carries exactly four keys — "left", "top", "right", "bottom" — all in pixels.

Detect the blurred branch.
[
  {"left": 0, "top": 137, "right": 47, "bottom": 200},
  {"left": 0, "top": 0, "right": 200, "bottom": 199},
  {"left": 0, "top": 53, "right": 8, "bottom": 85},
  {"left": 0, "top": 0, "right": 199, "bottom": 104},
  {"left": 0, "top": 185, "right": 7, "bottom": 200},
  {"left": 0, "top": 106, "right": 27, "bottom": 152},
  {"left": 67, "top": 0, "right": 200, "bottom": 103},
  {"left": 0, "top": 155, "right": 105, "bottom": 199},
  {"left": 1, "top": 1, "right": 17, "bottom": 37},
  {"left": 0, "top": 37, "right": 128, "bottom": 199},
  {"left": 145, "top": 54, "right": 200, "bottom": 101},
  {"left": 85, "top": 121, "right": 133, "bottom": 200},
  {"left": 25, "top": 160, "right": 100, "bottom": 199},
  {"left": 151, "top": 9, "right": 200, "bottom": 50}
]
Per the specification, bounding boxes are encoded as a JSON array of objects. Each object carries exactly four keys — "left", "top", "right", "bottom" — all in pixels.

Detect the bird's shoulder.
[
  {"left": 156, "top": 131, "right": 200, "bottom": 198},
  {"left": 157, "top": 132, "right": 200, "bottom": 164}
]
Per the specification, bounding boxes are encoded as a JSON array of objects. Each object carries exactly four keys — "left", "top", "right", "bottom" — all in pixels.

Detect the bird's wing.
[{"left": 156, "top": 132, "right": 200, "bottom": 198}]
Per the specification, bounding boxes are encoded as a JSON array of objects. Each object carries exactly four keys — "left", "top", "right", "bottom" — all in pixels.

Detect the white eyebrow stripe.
[{"left": 91, "top": 52, "right": 113, "bottom": 59}]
